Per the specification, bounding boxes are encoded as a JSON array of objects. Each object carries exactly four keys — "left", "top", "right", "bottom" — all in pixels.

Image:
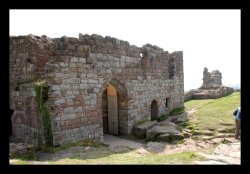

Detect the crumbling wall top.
[{"left": 202, "top": 67, "right": 222, "bottom": 88}]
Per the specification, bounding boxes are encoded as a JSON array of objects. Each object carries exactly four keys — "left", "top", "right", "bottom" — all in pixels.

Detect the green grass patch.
[
  {"left": 34, "top": 80, "right": 53, "bottom": 146},
  {"left": 177, "top": 139, "right": 186, "bottom": 145},
  {"left": 17, "top": 150, "right": 204, "bottom": 165},
  {"left": 184, "top": 92, "right": 240, "bottom": 134},
  {"left": 221, "top": 138, "right": 231, "bottom": 144},
  {"left": 41, "top": 139, "right": 100, "bottom": 153},
  {"left": 134, "top": 118, "right": 149, "bottom": 126},
  {"left": 177, "top": 121, "right": 196, "bottom": 133},
  {"left": 10, "top": 159, "right": 33, "bottom": 165},
  {"left": 10, "top": 143, "right": 206, "bottom": 165},
  {"left": 169, "top": 107, "right": 185, "bottom": 116},
  {"left": 158, "top": 114, "right": 168, "bottom": 121},
  {"left": 11, "top": 151, "right": 37, "bottom": 161}
]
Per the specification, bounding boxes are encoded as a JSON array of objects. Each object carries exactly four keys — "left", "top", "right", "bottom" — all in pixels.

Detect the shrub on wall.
[{"left": 34, "top": 80, "right": 53, "bottom": 146}]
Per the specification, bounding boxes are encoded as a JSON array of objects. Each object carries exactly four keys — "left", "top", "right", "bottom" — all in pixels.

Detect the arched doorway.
[
  {"left": 151, "top": 100, "right": 158, "bottom": 121},
  {"left": 107, "top": 84, "right": 118, "bottom": 135},
  {"left": 102, "top": 79, "right": 129, "bottom": 136}
]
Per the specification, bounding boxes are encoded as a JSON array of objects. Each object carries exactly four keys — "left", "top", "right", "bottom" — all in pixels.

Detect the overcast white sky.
[{"left": 10, "top": 10, "right": 240, "bottom": 91}]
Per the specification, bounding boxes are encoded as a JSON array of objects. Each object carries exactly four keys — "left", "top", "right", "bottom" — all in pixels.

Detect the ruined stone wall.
[
  {"left": 211, "top": 70, "right": 222, "bottom": 85},
  {"left": 10, "top": 33, "right": 184, "bottom": 145},
  {"left": 9, "top": 35, "right": 51, "bottom": 145},
  {"left": 202, "top": 67, "right": 222, "bottom": 87},
  {"left": 185, "top": 67, "right": 233, "bottom": 101}
]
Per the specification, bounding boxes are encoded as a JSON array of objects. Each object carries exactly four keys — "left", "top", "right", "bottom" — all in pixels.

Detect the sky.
[{"left": 9, "top": 10, "right": 240, "bottom": 91}]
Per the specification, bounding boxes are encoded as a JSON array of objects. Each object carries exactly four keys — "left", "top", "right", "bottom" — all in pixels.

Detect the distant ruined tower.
[
  {"left": 211, "top": 70, "right": 222, "bottom": 85},
  {"left": 202, "top": 67, "right": 222, "bottom": 87},
  {"left": 185, "top": 67, "right": 233, "bottom": 101}
]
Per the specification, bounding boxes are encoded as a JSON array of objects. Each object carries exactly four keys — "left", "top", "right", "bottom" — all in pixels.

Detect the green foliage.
[
  {"left": 158, "top": 114, "right": 168, "bottom": 121},
  {"left": 34, "top": 80, "right": 53, "bottom": 146},
  {"left": 177, "top": 121, "right": 193, "bottom": 131},
  {"left": 41, "top": 105, "right": 53, "bottom": 146},
  {"left": 177, "top": 139, "right": 186, "bottom": 145},
  {"left": 188, "top": 152, "right": 197, "bottom": 158},
  {"left": 221, "top": 138, "right": 230, "bottom": 144},
  {"left": 168, "top": 133, "right": 175, "bottom": 143},
  {"left": 134, "top": 119, "right": 149, "bottom": 126},
  {"left": 169, "top": 107, "right": 185, "bottom": 116},
  {"left": 12, "top": 151, "right": 37, "bottom": 161}
]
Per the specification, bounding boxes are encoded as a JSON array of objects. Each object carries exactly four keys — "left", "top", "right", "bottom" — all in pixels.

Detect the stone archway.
[
  {"left": 102, "top": 79, "right": 128, "bottom": 136},
  {"left": 151, "top": 100, "right": 158, "bottom": 121}
]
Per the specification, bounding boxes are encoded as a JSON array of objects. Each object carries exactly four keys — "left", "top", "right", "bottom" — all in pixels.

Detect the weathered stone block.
[
  {"left": 54, "top": 98, "right": 65, "bottom": 105},
  {"left": 60, "top": 84, "right": 70, "bottom": 90},
  {"left": 64, "top": 107, "right": 73, "bottom": 114},
  {"left": 133, "top": 120, "right": 158, "bottom": 139},
  {"left": 88, "top": 79, "right": 98, "bottom": 84},
  {"left": 70, "top": 78, "right": 80, "bottom": 84},
  {"left": 146, "top": 125, "right": 184, "bottom": 142},
  {"left": 52, "top": 91, "right": 62, "bottom": 98},
  {"left": 90, "top": 99, "right": 96, "bottom": 105},
  {"left": 68, "top": 114, "right": 76, "bottom": 119},
  {"left": 86, "top": 58, "right": 92, "bottom": 64},
  {"left": 96, "top": 53, "right": 102, "bottom": 59},
  {"left": 62, "top": 79, "right": 70, "bottom": 84},
  {"left": 79, "top": 58, "right": 86, "bottom": 63},
  {"left": 175, "top": 112, "right": 188, "bottom": 123},
  {"left": 74, "top": 106, "right": 83, "bottom": 113}
]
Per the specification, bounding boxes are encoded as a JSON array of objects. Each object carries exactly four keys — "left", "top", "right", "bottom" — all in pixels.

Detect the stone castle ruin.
[
  {"left": 185, "top": 67, "right": 234, "bottom": 100},
  {"left": 9, "top": 33, "right": 184, "bottom": 146},
  {"left": 202, "top": 67, "right": 222, "bottom": 87}
]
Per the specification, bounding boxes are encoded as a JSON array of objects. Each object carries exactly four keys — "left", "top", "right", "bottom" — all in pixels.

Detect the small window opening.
[
  {"left": 26, "top": 58, "right": 32, "bottom": 63},
  {"left": 165, "top": 98, "right": 169, "bottom": 108},
  {"left": 15, "top": 86, "right": 19, "bottom": 91}
]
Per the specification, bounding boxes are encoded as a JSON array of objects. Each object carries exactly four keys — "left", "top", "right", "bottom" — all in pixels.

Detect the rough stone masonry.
[{"left": 9, "top": 33, "right": 184, "bottom": 146}]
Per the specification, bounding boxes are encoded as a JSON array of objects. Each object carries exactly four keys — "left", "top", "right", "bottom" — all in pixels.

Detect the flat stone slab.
[
  {"left": 158, "top": 121, "right": 177, "bottom": 128},
  {"left": 110, "top": 145, "right": 130, "bottom": 153},
  {"left": 165, "top": 112, "right": 188, "bottom": 123},
  {"left": 145, "top": 142, "right": 166, "bottom": 153},
  {"left": 102, "top": 134, "right": 145, "bottom": 149},
  {"left": 135, "top": 148, "right": 150, "bottom": 155},
  {"left": 195, "top": 142, "right": 241, "bottom": 165},
  {"left": 214, "top": 143, "right": 241, "bottom": 158},
  {"left": 133, "top": 120, "right": 158, "bottom": 139},
  {"left": 146, "top": 125, "right": 184, "bottom": 142}
]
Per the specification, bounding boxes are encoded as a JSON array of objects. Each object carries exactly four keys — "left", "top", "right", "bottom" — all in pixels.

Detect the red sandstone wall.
[{"left": 9, "top": 34, "right": 184, "bottom": 145}]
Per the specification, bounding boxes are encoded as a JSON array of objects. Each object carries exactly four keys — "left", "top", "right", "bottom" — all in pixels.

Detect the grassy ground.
[
  {"left": 184, "top": 92, "right": 240, "bottom": 135},
  {"left": 10, "top": 149, "right": 205, "bottom": 165},
  {"left": 10, "top": 92, "right": 240, "bottom": 165}
]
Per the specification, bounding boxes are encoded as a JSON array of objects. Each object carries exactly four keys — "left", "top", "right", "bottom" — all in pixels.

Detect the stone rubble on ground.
[
  {"left": 9, "top": 134, "right": 240, "bottom": 165},
  {"left": 194, "top": 142, "right": 240, "bottom": 165},
  {"left": 133, "top": 112, "right": 188, "bottom": 142},
  {"left": 9, "top": 143, "right": 35, "bottom": 158}
]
